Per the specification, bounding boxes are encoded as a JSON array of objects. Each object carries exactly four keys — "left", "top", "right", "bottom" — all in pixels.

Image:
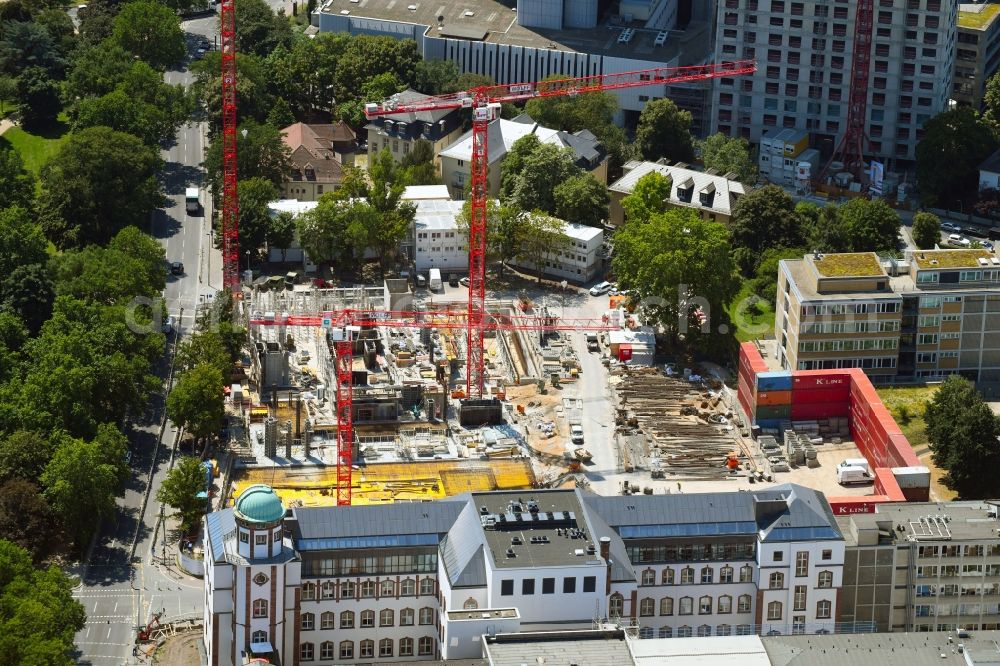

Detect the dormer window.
[
  {"left": 677, "top": 177, "right": 695, "bottom": 203},
  {"left": 699, "top": 183, "right": 716, "bottom": 207}
]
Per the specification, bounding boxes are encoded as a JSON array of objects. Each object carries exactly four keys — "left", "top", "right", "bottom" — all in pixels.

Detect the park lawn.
[
  {"left": 726, "top": 282, "right": 775, "bottom": 342},
  {"left": 0, "top": 119, "right": 70, "bottom": 176}
]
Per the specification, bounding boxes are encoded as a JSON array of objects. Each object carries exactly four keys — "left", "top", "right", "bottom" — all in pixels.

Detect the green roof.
[
  {"left": 912, "top": 249, "right": 993, "bottom": 269},
  {"left": 234, "top": 484, "right": 285, "bottom": 524},
  {"left": 812, "top": 252, "right": 885, "bottom": 277},
  {"left": 959, "top": 2, "right": 1000, "bottom": 30}
]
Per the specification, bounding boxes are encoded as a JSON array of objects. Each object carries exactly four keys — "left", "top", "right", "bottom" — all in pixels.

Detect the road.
[{"left": 72, "top": 17, "right": 222, "bottom": 666}]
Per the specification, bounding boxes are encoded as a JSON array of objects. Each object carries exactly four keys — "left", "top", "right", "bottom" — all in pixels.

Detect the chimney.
[{"left": 600, "top": 536, "right": 612, "bottom": 595}]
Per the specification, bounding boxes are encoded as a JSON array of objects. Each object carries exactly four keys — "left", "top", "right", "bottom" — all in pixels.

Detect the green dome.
[{"left": 235, "top": 485, "right": 285, "bottom": 524}]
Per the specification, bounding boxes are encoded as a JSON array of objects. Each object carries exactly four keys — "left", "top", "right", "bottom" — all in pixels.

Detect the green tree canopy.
[
  {"left": 400, "top": 138, "right": 440, "bottom": 186},
  {"left": 456, "top": 200, "right": 527, "bottom": 275},
  {"left": 698, "top": 133, "right": 757, "bottom": 184},
  {"left": 65, "top": 41, "right": 135, "bottom": 100},
  {"left": 0, "top": 539, "right": 86, "bottom": 662},
  {"left": 1, "top": 262, "right": 54, "bottom": 334},
  {"left": 157, "top": 456, "right": 209, "bottom": 534},
  {"left": 504, "top": 140, "right": 581, "bottom": 214},
  {"left": 331, "top": 35, "right": 419, "bottom": 107},
  {"left": 167, "top": 364, "right": 225, "bottom": 443},
  {"left": 837, "top": 197, "right": 901, "bottom": 252},
  {"left": 53, "top": 226, "right": 167, "bottom": 304},
  {"left": 912, "top": 211, "right": 942, "bottom": 250},
  {"left": 553, "top": 172, "right": 610, "bottom": 228},
  {"left": 110, "top": 0, "right": 186, "bottom": 69},
  {"left": 295, "top": 195, "right": 369, "bottom": 267},
  {"left": 0, "top": 206, "right": 47, "bottom": 276},
  {"left": 916, "top": 107, "right": 998, "bottom": 208},
  {"left": 635, "top": 98, "right": 694, "bottom": 163},
  {"left": 0, "top": 149, "right": 36, "bottom": 211},
  {"left": 413, "top": 59, "right": 460, "bottom": 95},
  {"left": 234, "top": 0, "right": 292, "bottom": 58},
  {"left": 336, "top": 71, "right": 404, "bottom": 127},
  {"left": 192, "top": 52, "right": 274, "bottom": 127},
  {"left": 38, "top": 126, "right": 163, "bottom": 249},
  {"left": 746, "top": 247, "right": 805, "bottom": 304},
  {"left": 519, "top": 213, "right": 571, "bottom": 278},
  {"left": 203, "top": 121, "right": 290, "bottom": 197},
  {"left": 621, "top": 171, "right": 672, "bottom": 224},
  {"left": 925, "top": 375, "right": 1000, "bottom": 498},
  {"left": 0, "top": 479, "right": 65, "bottom": 564},
  {"left": 730, "top": 184, "right": 803, "bottom": 275},
  {"left": 0, "top": 430, "right": 59, "bottom": 486},
  {"left": 0, "top": 20, "right": 65, "bottom": 78},
  {"left": 14, "top": 65, "right": 62, "bottom": 129},
  {"left": 797, "top": 201, "right": 850, "bottom": 253},
  {"left": 236, "top": 177, "right": 281, "bottom": 257}
]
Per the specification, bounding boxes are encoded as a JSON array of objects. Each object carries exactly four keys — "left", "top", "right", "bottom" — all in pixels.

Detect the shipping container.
[
  {"left": 755, "top": 404, "right": 792, "bottom": 420},
  {"left": 874, "top": 467, "right": 906, "bottom": 500},
  {"left": 790, "top": 401, "right": 849, "bottom": 420},
  {"left": 791, "top": 371, "right": 851, "bottom": 390},
  {"left": 783, "top": 131, "right": 809, "bottom": 158},
  {"left": 888, "top": 433, "right": 921, "bottom": 468},
  {"left": 755, "top": 418, "right": 784, "bottom": 429},
  {"left": 901, "top": 486, "right": 930, "bottom": 502},
  {"left": 756, "top": 390, "right": 792, "bottom": 406},
  {"left": 756, "top": 371, "right": 793, "bottom": 392},
  {"left": 891, "top": 465, "right": 931, "bottom": 489},
  {"left": 828, "top": 498, "right": 880, "bottom": 515},
  {"left": 791, "top": 386, "right": 852, "bottom": 404}
]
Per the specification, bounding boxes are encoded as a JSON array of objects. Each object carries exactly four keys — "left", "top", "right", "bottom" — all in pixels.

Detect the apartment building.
[
  {"left": 204, "top": 484, "right": 844, "bottom": 665},
  {"left": 365, "top": 89, "right": 465, "bottom": 170},
  {"left": 776, "top": 249, "right": 1000, "bottom": 382},
  {"left": 410, "top": 199, "right": 467, "bottom": 274},
  {"left": 509, "top": 219, "right": 604, "bottom": 283},
  {"left": 711, "top": 0, "right": 956, "bottom": 162},
  {"left": 607, "top": 159, "right": 746, "bottom": 227},
  {"left": 954, "top": 2, "right": 1000, "bottom": 108},
  {"left": 837, "top": 502, "right": 1000, "bottom": 633},
  {"left": 281, "top": 122, "right": 355, "bottom": 201}
]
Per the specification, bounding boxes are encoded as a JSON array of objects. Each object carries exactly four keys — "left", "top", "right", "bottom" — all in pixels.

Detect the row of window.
[
  {"left": 768, "top": 570, "right": 835, "bottom": 590},
  {"left": 301, "top": 578, "right": 436, "bottom": 601},
  {"left": 500, "top": 576, "right": 597, "bottom": 596},
  {"left": 801, "top": 320, "right": 900, "bottom": 334},
  {"left": 917, "top": 583, "right": 1000, "bottom": 598},
  {"left": 797, "top": 357, "right": 898, "bottom": 370},
  {"left": 799, "top": 338, "right": 898, "bottom": 353},
  {"left": 919, "top": 295, "right": 963, "bottom": 308},
  {"left": 918, "top": 314, "right": 962, "bottom": 327},
  {"left": 917, "top": 564, "right": 1000, "bottom": 578},
  {"left": 915, "top": 603, "right": 1000, "bottom": 617},
  {"left": 801, "top": 302, "right": 900, "bottom": 316},
  {"left": 303, "top": 553, "right": 437, "bottom": 577},
  {"left": 638, "top": 565, "right": 753, "bottom": 587},
  {"left": 918, "top": 545, "right": 1000, "bottom": 558},
  {"left": 300, "top": 637, "right": 435, "bottom": 661},
  {"left": 635, "top": 594, "right": 752, "bottom": 616},
  {"left": 918, "top": 333, "right": 961, "bottom": 345},
  {"left": 417, "top": 232, "right": 457, "bottom": 240},
  {"left": 626, "top": 543, "right": 756, "bottom": 565},
  {"left": 238, "top": 527, "right": 282, "bottom": 545},
  {"left": 300, "top": 607, "right": 436, "bottom": 630},
  {"left": 638, "top": 624, "right": 754, "bottom": 638}
]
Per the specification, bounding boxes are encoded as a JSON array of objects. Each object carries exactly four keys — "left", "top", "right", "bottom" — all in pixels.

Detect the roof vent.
[
  {"left": 511, "top": 536, "right": 522, "bottom": 545},
  {"left": 586, "top": 544, "right": 596, "bottom": 554},
  {"left": 930, "top": 260, "right": 939, "bottom": 266},
  {"left": 505, "top": 548, "right": 515, "bottom": 558},
  {"left": 574, "top": 548, "right": 585, "bottom": 556},
  {"left": 481, "top": 505, "right": 489, "bottom": 514}
]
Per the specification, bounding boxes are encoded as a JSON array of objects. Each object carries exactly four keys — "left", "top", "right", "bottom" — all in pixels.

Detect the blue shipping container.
[
  {"left": 755, "top": 419, "right": 783, "bottom": 429},
  {"left": 756, "top": 371, "right": 793, "bottom": 392}
]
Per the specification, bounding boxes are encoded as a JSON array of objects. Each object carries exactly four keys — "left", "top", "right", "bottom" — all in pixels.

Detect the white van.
[
  {"left": 837, "top": 461, "right": 873, "bottom": 485},
  {"left": 428, "top": 268, "right": 442, "bottom": 291},
  {"left": 839, "top": 458, "right": 871, "bottom": 474}
]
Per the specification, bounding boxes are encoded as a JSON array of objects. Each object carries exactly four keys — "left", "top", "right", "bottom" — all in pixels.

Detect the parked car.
[
  {"left": 459, "top": 276, "right": 470, "bottom": 287},
  {"left": 984, "top": 240, "right": 995, "bottom": 251},
  {"left": 589, "top": 281, "right": 613, "bottom": 296},
  {"left": 942, "top": 222, "right": 962, "bottom": 232},
  {"left": 964, "top": 226, "right": 987, "bottom": 238},
  {"left": 162, "top": 315, "right": 175, "bottom": 334}
]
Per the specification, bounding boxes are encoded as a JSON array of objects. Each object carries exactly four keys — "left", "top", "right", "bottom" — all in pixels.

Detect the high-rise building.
[
  {"left": 954, "top": 3, "right": 1000, "bottom": 108},
  {"left": 711, "top": 0, "right": 956, "bottom": 162}
]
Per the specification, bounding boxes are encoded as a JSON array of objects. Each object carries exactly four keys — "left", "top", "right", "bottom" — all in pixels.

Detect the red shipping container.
[
  {"left": 791, "top": 386, "right": 852, "bottom": 404},
  {"left": 888, "top": 433, "right": 921, "bottom": 468},
  {"left": 791, "top": 371, "right": 852, "bottom": 390},
  {"left": 790, "top": 401, "right": 849, "bottom": 420},
  {"left": 738, "top": 375, "right": 754, "bottom": 406},
  {"left": 875, "top": 467, "right": 905, "bottom": 500},
  {"left": 757, "top": 390, "right": 792, "bottom": 406},
  {"left": 828, "top": 498, "right": 880, "bottom": 515}
]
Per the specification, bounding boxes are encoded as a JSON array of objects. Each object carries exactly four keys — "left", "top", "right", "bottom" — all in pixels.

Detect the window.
[
  {"left": 320, "top": 642, "right": 334, "bottom": 660},
  {"left": 542, "top": 578, "right": 555, "bottom": 594},
  {"left": 252, "top": 599, "right": 267, "bottom": 618},
  {"left": 640, "top": 597, "right": 655, "bottom": 616},
  {"left": 302, "top": 583, "right": 315, "bottom": 601},
  {"left": 399, "top": 637, "right": 414, "bottom": 657},
  {"left": 738, "top": 595, "right": 752, "bottom": 613},
  {"left": 774, "top": 552, "right": 784, "bottom": 562},
  {"left": 255, "top": 533, "right": 267, "bottom": 545},
  {"left": 795, "top": 552, "right": 809, "bottom": 577},
  {"left": 339, "top": 610, "right": 355, "bottom": 629},
  {"left": 662, "top": 569, "right": 675, "bottom": 585},
  {"left": 418, "top": 637, "right": 435, "bottom": 656},
  {"left": 720, "top": 566, "right": 734, "bottom": 583},
  {"left": 420, "top": 577, "right": 436, "bottom": 595},
  {"left": 610, "top": 593, "right": 625, "bottom": 616},
  {"left": 767, "top": 601, "right": 783, "bottom": 621},
  {"left": 660, "top": 597, "right": 674, "bottom": 615},
  {"left": 239, "top": 531, "right": 248, "bottom": 543},
  {"left": 400, "top": 608, "right": 414, "bottom": 626},
  {"left": 818, "top": 571, "right": 833, "bottom": 588},
  {"left": 360, "top": 580, "right": 375, "bottom": 598},
  {"left": 380, "top": 609, "right": 394, "bottom": 627},
  {"left": 659, "top": 626, "right": 673, "bottom": 638},
  {"left": 678, "top": 626, "right": 693, "bottom": 637},
  {"left": 380, "top": 579, "right": 395, "bottom": 597},
  {"left": 315, "top": 611, "right": 332, "bottom": 630},
  {"left": 794, "top": 585, "right": 807, "bottom": 611},
  {"left": 301, "top": 612, "right": 314, "bottom": 631},
  {"left": 564, "top": 577, "right": 576, "bottom": 593},
  {"left": 339, "top": 641, "right": 354, "bottom": 660},
  {"left": 681, "top": 567, "right": 695, "bottom": 584},
  {"left": 400, "top": 578, "right": 416, "bottom": 596},
  {"left": 501, "top": 579, "right": 514, "bottom": 596},
  {"left": 252, "top": 630, "right": 267, "bottom": 644},
  {"left": 522, "top": 579, "right": 535, "bottom": 595},
  {"left": 379, "top": 638, "right": 394, "bottom": 657},
  {"left": 817, "top": 599, "right": 832, "bottom": 619},
  {"left": 300, "top": 643, "right": 314, "bottom": 661},
  {"left": 679, "top": 596, "right": 694, "bottom": 615},
  {"left": 419, "top": 607, "right": 435, "bottom": 625},
  {"left": 792, "top": 616, "right": 805, "bottom": 634},
  {"left": 701, "top": 567, "right": 714, "bottom": 584},
  {"left": 360, "top": 610, "right": 375, "bottom": 628},
  {"left": 359, "top": 640, "right": 374, "bottom": 659},
  {"left": 584, "top": 577, "right": 596, "bottom": 593},
  {"left": 770, "top": 572, "right": 785, "bottom": 589},
  {"left": 700, "top": 595, "right": 713, "bottom": 614},
  {"left": 718, "top": 595, "right": 732, "bottom": 614},
  {"left": 642, "top": 569, "right": 656, "bottom": 586},
  {"left": 338, "top": 581, "right": 353, "bottom": 599},
  {"left": 740, "top": 565, "right": 753, "bottom": 583},
  {"left": 718, "top": 624, "right": 732, "bottom": 636}
]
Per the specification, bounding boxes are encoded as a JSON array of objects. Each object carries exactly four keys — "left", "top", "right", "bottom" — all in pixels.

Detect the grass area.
[
  {"left": 911, "top": 248, "right": 993, "bottom": 269},
  {"left": 812, "top": 252, "right": 884, "bottom": 277},
  {"left": 727, "top": 282, "right": 775, "bottom": 342},
  {"left": 959, "top": 2, "right": 1000, "bottom": 29},
  {"left": 0, "top": 120, "right": 70, "bottom": 176}
]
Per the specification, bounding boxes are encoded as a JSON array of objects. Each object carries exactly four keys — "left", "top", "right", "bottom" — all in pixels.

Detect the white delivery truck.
[
  {"left": 836, "top": 459, "right": 873, "bottom": 485},
  {"left": 185, "top": 187, "right": 200, "bottom": 215},
  {"left": 428, "top": 268, "right": 442, "bottom": 291}
]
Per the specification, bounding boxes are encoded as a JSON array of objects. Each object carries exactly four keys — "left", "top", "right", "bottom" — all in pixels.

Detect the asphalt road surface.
[{"left": 72, "top": 19, "right": 222, "bottom": 665}]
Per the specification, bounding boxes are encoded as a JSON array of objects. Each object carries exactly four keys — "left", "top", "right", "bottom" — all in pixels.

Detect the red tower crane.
[
  {"left": 364, "top": 60, "right": 757, "bottom": 400},
  {"left": 219, "top": 0, "right": 241, "bottom": 292}
]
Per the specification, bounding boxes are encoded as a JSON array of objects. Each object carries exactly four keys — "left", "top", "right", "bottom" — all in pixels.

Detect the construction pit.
[{"left": 223, "top": 281, "right": 876, "bottom": 508}]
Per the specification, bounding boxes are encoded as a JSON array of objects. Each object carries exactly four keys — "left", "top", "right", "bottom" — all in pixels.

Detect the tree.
[
  {"left": 14, "top": 66, "right": 62, "bottom": 129},
  {"left": 0, "top": 431, "right": 59, "bottom": 486},
  {"left": 729, "top": 185, "right": 803, "bottom": 275},
  {"left": 0, "top": 207, "right": 47, "bottom": 278},
  {"left": 0, "top": 150, "right": 36, "bottom": 211},
  {"left": 266, "top": 96, "right": 295, "bottom": 128},
  {"left": 234, "top": 0, "right": 292, "bottom": 58},
  {"left": 176, "top": 329, "right": 231, "bottom": 376},
  {"left": 236, "top": 177, "right": 281, "bottom": 256},
  {"left": 916, "top": 107, "right": 998, "bottom": 208},
  {"left": 167, "top": 364, "right": 225, "bottom": 444},
  {"left": 698, "top": 133, "right": 757, "bottom": 184},
  {"left": 53, "top": 227, "right": 167, "bottom": 305},
  {"left": 41, "top": 433, "right": 125, "bottom": 547},
  {"left": 500, "top": 134, "right": 543, "bottom": 201},
  {"left": 797, "top": 201, "right": 850, "bottom": 253},
  {"left": 0, "top": 540, "right": 86, "bottom": 663},
  {"left": 553, "top": 172, "right": 610, "bottom": 227},
  {"left": 203, "top": 121, "right": 290, "bottom": 197},
  {"left": 1, "top": 263, "right": 54, "bottom": 334},
  {"left": 621, "top": 171, "right": 672, "bottom": 224},
  {"left": 296, "top": 195, "right": 369, "bottom": 267},
  {"left": 912, "top": 211, "right": 942, "bottom": 250},
  {"left": 77, "top": 0, "right": 121, "bottom": 47},
  {"left": 985, "top": 69, "right": 1000, "bottom": 126},
  {"left": 612, "top": 207, "right": 738, "bottom": 349},
  {"left": 0, "top": 480, "right": 65, "bottom": 564},
  {"left": 508, "top": 143, "right": 580, "bottom": 214},
  {"left": 925, "top": 375, "right": 1000, "bottom": 498},
  {"left": 400, "top": 138, "right": 440, "bottom": 186},
  {"left": 445, "top": 72, "right": 495, "bottom": 94},
  {"left": 456, "top": 200, "right": 527, "bottom": 275},
  {"left": 332, "top": 35, "right": 419, "bottom": 107},
  {"left": 38, "top": 126, "right": 163, "bottom": 249},
  {"left": 413, "top": 59, "right": 459, "bottom": 95},
  {"left": 336, "top": 71, "right": 406, "bottom": 127},
  {"left": 34, "top": 8, "right": 78, "bottom": 60},
  {"left": 0, "top": 75, "right": 15, "bottom": 115},
  {"left": 634, "top": 98, "right": 695, "bottom": 163},
  {"left": 157, "top": 456, "right": 207, "bottom": 534},
  {"left": 64, "top": 41, "right": 135, "bottom": 100},
  {"left": 192, "top": 52, "right": 274, "bottom": 127},
  {"left": 747, "top": 247, "right": 805, "bottom": 304},
  {"left": 520, "top": 213, "right": 570, "bottom": 279},
  {"left": 837, "top": 197, "right": 901, "bottom": 252},
  {"left": 268, "top": 211, "right": 297, "bottom": 262},
  {"left": 110, "top": 0, "right": 186, "bottom": 69},
  {"left": 0, "top": 20, "right": 65, "bottom": 78}
]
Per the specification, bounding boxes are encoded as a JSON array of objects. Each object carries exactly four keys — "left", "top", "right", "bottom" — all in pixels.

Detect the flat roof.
[
  {"left": 782, "top": 259, "right": 902, "bottom": 302},
  {"left": 445, "top": 608, "right": 518, "bottom": 621},
  {"left": 812, "top": 252, "right": 885, "bottom": 278},
  {"left": 959, "top": 1, "right": 1000, "bottom": 30},
  {"left": 317, "top": 0, "right": 705, "bottom": 64},
  {"left": 631, "top": 635, "right": 770, "bottom": 666},
  {"left": 911, "top": 248, "right": 994, "bottom": 269},
  {"left": 484, "top": 631, "right": 633, "bottom": 666},
  {"left": 415, "top": 199, "right": 464, "bottom": 231},
  {"left": 838, "top": 501, "right": 1000, "bottom": 544},
  {"left": 562, "top": 221, "right": 603, "bottom": 242},
  {"left": 403, "top": 184, "right": 452, "bottom": 201},
  {"left": 762, "top": 631, "right": 1000, "bottom": 666}
]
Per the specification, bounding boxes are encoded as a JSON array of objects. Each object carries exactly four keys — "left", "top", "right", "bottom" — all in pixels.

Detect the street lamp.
[{"left": 245, "top": 250, "right": 251, "bottom": 274}]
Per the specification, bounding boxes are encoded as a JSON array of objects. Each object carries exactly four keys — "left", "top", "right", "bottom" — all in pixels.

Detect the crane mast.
[{"left": 220, "top": 0, "right": 240, "bottom": 292}]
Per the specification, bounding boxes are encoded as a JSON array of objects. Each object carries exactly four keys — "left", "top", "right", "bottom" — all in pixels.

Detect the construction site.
[{"left": 216, "top": 278, "right": 888, "bottom": 512}]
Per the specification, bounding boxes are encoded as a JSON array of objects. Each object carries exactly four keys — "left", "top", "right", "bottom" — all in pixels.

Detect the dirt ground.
[
  {"left": 152, "top": 630, "right": 202, "bottom": 666},
  {"left": 504, "top": 382, "right": 570, "bottom": 458}
]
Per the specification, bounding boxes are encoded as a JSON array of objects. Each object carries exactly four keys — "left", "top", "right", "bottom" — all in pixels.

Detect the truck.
[
  {"left": 185, "top": 187, "right": 200, "bottom": 216},
  {"left": 836, "top": 459, "right": 873, "bottom": 485},
  {"left": 428, "top": 268, "right": 442, "bottom": 291},
  {"left": 586, "top": 333, "right": 600, "bottom": 352},
  {"left": 570, "top": 423, "right": 584, "bottom": 445}
]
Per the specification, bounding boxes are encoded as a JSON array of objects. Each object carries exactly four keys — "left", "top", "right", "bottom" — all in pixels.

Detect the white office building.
[
  {"left": 204, "top": 483, "right": 845, "bottom": 665},
  {"left": 411, "top": 199, "right": 468, "bottom": 274},
  {"left": 509, "top": 219, "right": 604, "bottom": 283}
]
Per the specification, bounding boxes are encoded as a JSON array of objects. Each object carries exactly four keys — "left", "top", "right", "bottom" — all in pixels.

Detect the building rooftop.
[
  {"left": 402, "top": 185, "right": 452, "bottom": 201},
  {"left": 440, "top": 116, "right": 604, "bottom": 168},
  {"left": 631, "top": 635, "right": 770, "bottom": 666},
  {"left": 484, "top": 630, "right": 634, "bottom": 666},
  {"left": 781, "top": 259, "right": 903, "bottom": 302},
  {"left": 762, "top": 631, "right": 1000, "bottom": 666},
  {"left": 415, "top": 199, "right": 465, "bottom": 232},
  {"left": 560, "top": 220, "right": 603, "bottom": 242},
  {"left": 610, "top": 160, "right": 746, "bottom": 217},
  {"left": 911, "top": 248, "right": 994, "bottom": 269},
  {"left": 959, "top": 2, "right": 1000, "bottom": 30},
  {"left": 317, "top": 0, "right": 698, "bottom": 64},
  {"left": 812, "top": 252, "right": 885, "bottom": 278},
  {"left": 838, "top": 501, "right": 1000, "bottom": 546}
]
